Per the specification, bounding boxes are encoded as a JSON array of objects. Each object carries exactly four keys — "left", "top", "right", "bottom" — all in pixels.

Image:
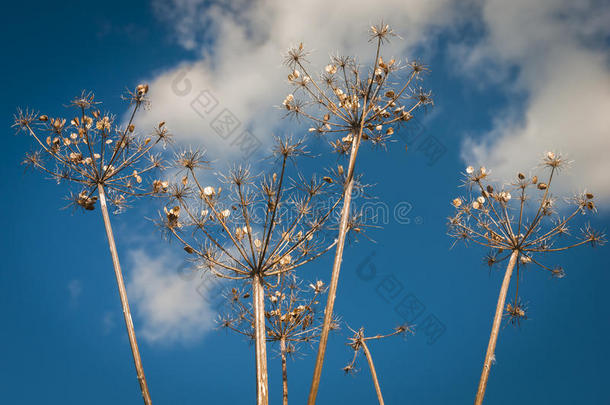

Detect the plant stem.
[
  {"left": 98, "top": 185, "right": 152, "bottom": 405},
  {"left": 360, "top": 339, "right": 384, "bottom": 405},
  {"left": 308, "top": 127, "right": 363, "bottom": 404},
  {"left": 474, "top": 250, "right": 518, "bottom": 405},
  {"left": 252, "top": 272, "right": 269, "bottom": 405},
  {"left": 280, "top": 337, "right": 289, "bottom": 405}
]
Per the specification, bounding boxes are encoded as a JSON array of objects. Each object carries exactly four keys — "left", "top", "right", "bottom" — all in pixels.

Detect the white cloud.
[
  {"left": 135, "top": 0, "right": 456, "bottom": 160},
  {"left": 126, "top": 248, "right": 219, "bottom": 344},
  {"left": 137, "top": 0, "right": 610, "bottom": 201},
  {"left": 458, "top": 0, "right": 610, "bottom": 200}
]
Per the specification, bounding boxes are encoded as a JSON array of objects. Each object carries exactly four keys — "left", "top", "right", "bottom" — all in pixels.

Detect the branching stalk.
[{"left": 360, "top": 338, "right": 384, "bottom": 405}]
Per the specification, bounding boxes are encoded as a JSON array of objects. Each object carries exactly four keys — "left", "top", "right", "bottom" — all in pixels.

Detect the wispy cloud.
[
  {"left": 135, "top": 0, "right": 610, "bottom": 199},
  {"left": 126, "top": 248, "right": 217, "bottom": 344},
  {"left": 134, "top": 0, "right": 456, "bottom": 160},
  {"left": 457, "top": 0, "right": 610, "bottom": 200}
]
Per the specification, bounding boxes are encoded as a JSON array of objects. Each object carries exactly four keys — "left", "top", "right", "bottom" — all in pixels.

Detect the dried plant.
[
  {"left": 447, "top": 152, "right": 605, "bottom": 404},
  {"left": 281, "top": 22, "right": 432, "bottom": 403},
  {"left": 159, "top": 138, "right": 342, "bottom": 405},
  {"left": 218, "top": 274, "right": 338, "bottom": 405},
  {"left": 14, "top": 85, "right": 170, "bottom": 405},
  {"left": 343, "top": 325, "right": 413, "bottom": 405}
]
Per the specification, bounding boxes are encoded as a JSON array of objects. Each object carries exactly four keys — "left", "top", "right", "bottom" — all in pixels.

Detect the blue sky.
[{"left": 1, "top": 1, "right": 609, "bottom": 404}]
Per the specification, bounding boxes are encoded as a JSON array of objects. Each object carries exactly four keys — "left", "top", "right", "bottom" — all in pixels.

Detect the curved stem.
[
  {"left": 360, "top": 339, "right": 384, "bottom": 405},
  {"left": 474, "top": 250, "right": 518, "bottom": 405},
  {"left": 98, "top": 185, "right": 152, "bottom": 405}
]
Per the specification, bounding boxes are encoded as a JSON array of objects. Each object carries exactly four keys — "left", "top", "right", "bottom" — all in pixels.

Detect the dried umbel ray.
[
  {"left": 281, "top": 22, "right": 432, "bottom": 404},
  {"left": 14, "top": 86, "right": 170, "bottom": 405},
  {"left": 343, "top": 325, "right": 413, "bottom": 405},
  {"left": 218, "top": 274, "right": 338, "bottom": 405},
  {"left": 160, "top": 138, "right": 342, "bottom": 405},
  {"left": 447, "top": 152, "right": 605, "bottom": 405}
]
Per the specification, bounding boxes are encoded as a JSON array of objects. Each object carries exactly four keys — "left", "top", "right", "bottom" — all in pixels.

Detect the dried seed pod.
[
  {"left": 538, "top": 183, "right": 548, "bottom": 190},
  {"left": 136, "top": 84, "right": 149, "bottom": 95},
  {"left": 532, "top": 176, "right": 538, "bottom": 184},
  {"left": 518, "top": 172, "right": 525, "bottom": 180}
]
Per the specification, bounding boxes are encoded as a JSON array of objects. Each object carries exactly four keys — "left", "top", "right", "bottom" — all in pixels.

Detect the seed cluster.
[
  {"left": 15, "top": 86, "right": 170, "bottom": 212},
  {"left": 282, "top": 23, "right": 432, "bottom": 153},
  {"left": 448, "top": 152, "right": 606, "bottom": 323}
]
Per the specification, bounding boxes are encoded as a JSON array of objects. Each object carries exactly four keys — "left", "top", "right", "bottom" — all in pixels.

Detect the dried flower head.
[
  {"left": 450, "top": 152, "right": 605, "bottom": 286},
  {"left": 282, "top": 22, "right": 431, "bottom": 152},
  {"left": 450, "top": 151, "right": 605, "bottom": 404},
  {"left": 15, "top": 87, "right": 170, "bottom": 212}
]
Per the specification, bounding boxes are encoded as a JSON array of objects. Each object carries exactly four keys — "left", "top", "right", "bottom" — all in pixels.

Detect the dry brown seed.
[
  {"left": 538, "top": 183, "right": 548, "bottom": 190},
  {"left": 136, "top": 84, "right": 149, "bottom": 95}
]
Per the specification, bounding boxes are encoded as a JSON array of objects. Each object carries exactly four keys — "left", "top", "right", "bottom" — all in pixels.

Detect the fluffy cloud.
[
  {"left": 138, "top": 0, "right": 609, "bottom": 199},
  {"left": 127, "top": 248, "right": 220, "bottom": 344},
  {"left": 135, "top": 0, "right": 455, "bottom": 160},
  {"left": 458, "top": 0, "right": 610, "bottom": 200}
]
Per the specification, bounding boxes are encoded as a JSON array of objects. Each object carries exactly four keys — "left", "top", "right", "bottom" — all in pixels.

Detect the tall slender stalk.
[
  {"left": 280, "top": 338, "right": 289, "bottom": 405},
  {"left": 252, "top": 272, "right": 269, "bottom": 405},
  {"left": 98, "top": 185, "right": 152, "bottom": 405},
  {"left": 308, "top": 131, "right": 362, "bottom": 404},
  {"left": 360, "top": 339, "right": 384, "bottom": 405},
  {"left": 281, "top": 25, "right": 432, "bottom": 404},
  {"left": 450, "top": 156, "right": 604, "bottom": 403},
  {"left": 474, "top": 249, "right": 518, "bottom": 405}
]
